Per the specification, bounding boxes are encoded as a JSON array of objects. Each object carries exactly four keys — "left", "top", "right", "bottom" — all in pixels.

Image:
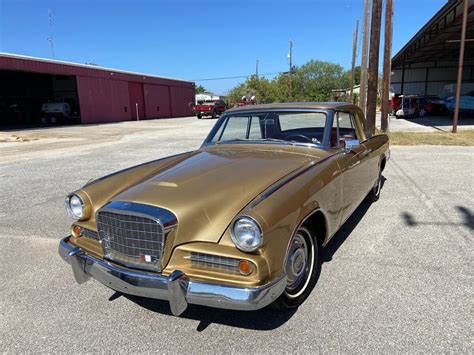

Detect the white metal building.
[{"left": 391, "top": 0, "right": 474, "bottom": 98}]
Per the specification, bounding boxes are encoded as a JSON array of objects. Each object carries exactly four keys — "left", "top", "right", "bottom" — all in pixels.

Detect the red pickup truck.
[{"left": 192, "top": 99, "right": 227, "bottom": 119}]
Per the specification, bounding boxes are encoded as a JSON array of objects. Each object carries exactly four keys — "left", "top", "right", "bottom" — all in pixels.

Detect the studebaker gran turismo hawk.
[{"left": 59, "top": 102, "right": 389, "bottom": 316}]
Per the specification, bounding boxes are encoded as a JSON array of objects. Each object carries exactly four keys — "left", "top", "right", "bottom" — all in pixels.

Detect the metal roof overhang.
[{"left": 392, "top": 0, "right": 474, "bottom": 69}]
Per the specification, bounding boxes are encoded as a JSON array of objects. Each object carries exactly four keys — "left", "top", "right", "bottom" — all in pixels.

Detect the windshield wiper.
[
  {"left": 253, "top": 138, "right": 293, "bottom": 145},
  {"left": 215, "top": 139, "right": 248, "bottom": 144}
]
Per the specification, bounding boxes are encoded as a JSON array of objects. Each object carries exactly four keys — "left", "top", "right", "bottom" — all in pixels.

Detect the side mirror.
[{"left": 344, "top": 139, "right": 360, "bottom": 154}]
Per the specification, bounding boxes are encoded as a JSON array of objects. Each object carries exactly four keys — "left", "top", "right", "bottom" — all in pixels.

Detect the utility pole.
[
  {"left": 350, "top": 18, "right": 360, "bottom": 103},
  {"left": 366, "top": 0, "right": 382, "bottom": 134},
  {"left": 381, "top": 0, "right": 393, "bottom": 133},
  {"left": 256, "top": 59, "right": 259, "bottom": 78},
  {"left": 453, "top": 0, "right": 468, "bottom": 133},
  {"left": 289, "top": 40, "right": 293, "bottom": 100},
  {"left": 47, "top": 9, "right": 55, "bottom": 58},
  {"left": 359, "top": 0, "right": 370, "bottom": 114}
]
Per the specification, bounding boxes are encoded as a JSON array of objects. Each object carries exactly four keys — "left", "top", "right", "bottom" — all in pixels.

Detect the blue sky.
[{"left": 1, "top": 0, "right": 446, "bottom": 94}]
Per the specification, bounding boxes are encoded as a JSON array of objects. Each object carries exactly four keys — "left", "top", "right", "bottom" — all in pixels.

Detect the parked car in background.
[
  {"left": 59, "top": 102, "right": 389, "bottom": 316},
  {"left": 41, "top": 100, "right": 80, "bottom": 124},
  {"left": 392, "top": 94, "right": 447, "bottom": 117},
  {"left": 445, "top": 91, "right": 474, "bottom": 117},
  {"left": 395, "top": 95, "right": 425, "bottom": 118},
  {"left": 192, "top": 99, "right": 227, "bottom": 119},
  {"left": 233, "top": 95, "right": 257, "bottom": 108},
  {"left": 419, "top": 95, "right": 447, "bottom": 115}
]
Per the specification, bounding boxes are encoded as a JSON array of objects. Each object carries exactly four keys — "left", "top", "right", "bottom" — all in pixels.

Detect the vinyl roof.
[{"left": 392, "top": 0, "right": 474, "bottom": 68}]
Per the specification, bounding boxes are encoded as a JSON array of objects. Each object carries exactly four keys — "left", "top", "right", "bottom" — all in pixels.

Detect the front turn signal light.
[
  {"left": 239, "top": 259, "right": 253, "bottom": 275},
  {"left": 72, "top": 225, "right": 82, "bottom": 237}
]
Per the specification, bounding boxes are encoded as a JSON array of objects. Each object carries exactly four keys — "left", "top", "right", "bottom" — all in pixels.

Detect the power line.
[{"left": 191, "top": 71, "right": 283, "bottom": 82}]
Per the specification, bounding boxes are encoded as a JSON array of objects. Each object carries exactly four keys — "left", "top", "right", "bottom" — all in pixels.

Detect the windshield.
[{"left": 205, "top": 111, "right": 329, "bottom": 147}]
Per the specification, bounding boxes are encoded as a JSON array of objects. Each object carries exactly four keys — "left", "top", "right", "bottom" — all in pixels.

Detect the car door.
[
  {"left": 354, "top": 109, "right": 381, "bottom": 187},
  {"left": 333, "top": 111, "right": 370, "bottom": 225}
]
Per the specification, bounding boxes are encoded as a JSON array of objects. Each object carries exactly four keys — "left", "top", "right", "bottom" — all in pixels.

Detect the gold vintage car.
[{"left": 59, "top": 102, "right": 389, "bottom": 316}]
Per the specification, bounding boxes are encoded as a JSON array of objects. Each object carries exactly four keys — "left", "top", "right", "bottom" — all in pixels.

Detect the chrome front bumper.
[{"left": 58, "top": 237, "right": 286, "bottom": 316}]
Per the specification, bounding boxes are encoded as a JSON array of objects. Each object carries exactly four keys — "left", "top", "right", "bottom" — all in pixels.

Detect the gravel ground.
[{"left": 0, "top": 117, "right": 472, "bottom": 352}]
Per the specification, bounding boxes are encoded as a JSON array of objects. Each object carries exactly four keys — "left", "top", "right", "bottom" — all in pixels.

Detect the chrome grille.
[
  {"left": 96, "top": 207, "right": 168, "bottom": 271},
  {"left": 190, "top": 252, "right": 241, "bottom": 273},
  {"left": 81, "top": 227, "right": 99, "bottom": 241}
]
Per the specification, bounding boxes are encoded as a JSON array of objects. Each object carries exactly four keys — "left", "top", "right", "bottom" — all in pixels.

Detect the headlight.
[
  {"left": 65, "top": 194, "right": 84, "bottom": 220},
  {"left": 231, "top": 216, "right": 262, "bottom": 252}
]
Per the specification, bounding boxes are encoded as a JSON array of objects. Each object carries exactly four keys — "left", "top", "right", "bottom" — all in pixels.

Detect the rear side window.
[{"left": 357, "top": 111, "right": 371, "bottom": 139}]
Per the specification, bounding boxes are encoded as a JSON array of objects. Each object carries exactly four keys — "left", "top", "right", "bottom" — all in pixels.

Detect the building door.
[{"left": 128, "top": 82, "right": 145, "bottom": 120}]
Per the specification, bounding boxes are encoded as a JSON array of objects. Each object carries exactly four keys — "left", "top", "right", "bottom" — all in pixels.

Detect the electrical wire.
[{"left": 192, "top": 71, "right": 284, "bottom": 81}]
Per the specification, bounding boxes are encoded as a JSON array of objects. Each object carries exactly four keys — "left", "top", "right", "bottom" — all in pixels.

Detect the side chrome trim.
[
  {"left": 58, "top": 237, "right": 287, "bottom": 316},
  {"left": 248, "top": 151, "right": 341, "bottom": 209}
]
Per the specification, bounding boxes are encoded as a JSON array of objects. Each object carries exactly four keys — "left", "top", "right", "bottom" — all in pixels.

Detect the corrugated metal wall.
[
  {"left": 0, "top": 54, "right": 195, "bottom": 124},
  {"left": 391, "top": 59, "right": 474, "bottom": 97},
  {"left": 128, "top": 82, "right": 145, "bottom": 120},
  {"left": 76, "top": 76, "right": 130, "bottom": 123},
  {"left": 170, "top": 86, "right": 195, "bottom": 117},
  {"left": 144, "top": 84, "right": 171, "bottom": 118}
]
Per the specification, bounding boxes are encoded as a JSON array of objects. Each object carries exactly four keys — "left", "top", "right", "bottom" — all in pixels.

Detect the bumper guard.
[{"left": 58, "top": 237, "right": 286, "bottom": 316}]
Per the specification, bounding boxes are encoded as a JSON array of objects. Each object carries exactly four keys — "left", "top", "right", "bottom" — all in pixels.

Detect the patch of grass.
[{"left": 378, "top": 129, "right": 474, "bottom": 146}]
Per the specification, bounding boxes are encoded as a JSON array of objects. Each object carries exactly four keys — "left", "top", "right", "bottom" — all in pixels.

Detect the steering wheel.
[{"left": 283, "top": 134, "right": 313, "bottom": 143}]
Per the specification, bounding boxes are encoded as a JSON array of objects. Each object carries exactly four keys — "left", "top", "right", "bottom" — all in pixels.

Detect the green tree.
[
  {"left": 227, "top": 59, "right": 352, "bottom": 104},
  {"left": 195, "top": 85, "right": 207, "bottom": 94},
  {"left": 291, "top": 60, "right": 348, "bottom": 101},
  {"left": 227, "top": 75, "right": 273, "bottom": 104}
]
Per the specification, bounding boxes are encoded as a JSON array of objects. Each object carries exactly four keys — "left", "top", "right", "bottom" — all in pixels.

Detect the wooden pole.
[
  {"left": 289, "top": 40, "right": 293, "bottom": 100},
  {"left": 381, "top": 0, "right": 393, "bottom": 133},
  {"left": 359, "top": 0, "right": 371, "bottom": 114},
  {"left": 350, "top": 19, "right": 360, "bottom": 103},
  {"left": 366, "top": 0, "right": 382, "bottom": 134},
  {"left": 453, "top": 0, "right": 468, "bottom": 133}
]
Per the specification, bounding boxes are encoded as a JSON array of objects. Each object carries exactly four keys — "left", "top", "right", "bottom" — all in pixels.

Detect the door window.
[{"left": 331, "top": 111, "right": 358, "bottom": 148}]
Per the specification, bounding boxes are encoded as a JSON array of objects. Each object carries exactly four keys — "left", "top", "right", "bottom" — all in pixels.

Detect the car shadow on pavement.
[
  {"left": 321, "top": 176, "right": 385, "bottom": 262},
  {"left": 122, "top": 293, "right": 297, "bottom": 331},
  {"left": 118, "top": 177, "right": 385, "bottom": 331},
  {"left": 321, "top": 201, "right": 372, "bottom": 262}
]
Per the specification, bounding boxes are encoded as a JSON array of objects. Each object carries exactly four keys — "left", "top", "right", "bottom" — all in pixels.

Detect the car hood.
[{"left": 111, "top": 145, "right": 321, "bottom": 245}]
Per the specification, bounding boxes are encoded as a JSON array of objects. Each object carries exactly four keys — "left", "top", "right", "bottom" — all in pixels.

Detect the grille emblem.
[{"left": 140, "top": 254, "right": 157, "bottom": 263}]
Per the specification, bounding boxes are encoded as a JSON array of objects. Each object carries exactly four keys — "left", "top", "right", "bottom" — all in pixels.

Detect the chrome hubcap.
[
  {"left": 286, "top": 231, "right": 309, "bottom": 292},
  {"left": 374, "top": 173, "right": 381, "bottom": 195}
]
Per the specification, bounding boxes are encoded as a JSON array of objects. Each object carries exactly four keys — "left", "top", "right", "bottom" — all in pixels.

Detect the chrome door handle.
[{"left": 348, "top": 160, "right": 361, "bottom": 169}]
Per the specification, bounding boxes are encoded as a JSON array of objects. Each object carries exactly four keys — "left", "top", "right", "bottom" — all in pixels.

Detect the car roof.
[{"left": 225, "top": 102, "right": 359, "bottom": 113}]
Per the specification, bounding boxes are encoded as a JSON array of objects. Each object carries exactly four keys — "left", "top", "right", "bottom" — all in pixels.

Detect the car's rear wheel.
[
  {"left": 197, "top": 113, "right": 202, "bottom": 119},
  {"left": 273, "top": 226, "right": 319, "bottom": 310},
  {"left": 211, "top": 110, "right": 217, "bottom": 119}
]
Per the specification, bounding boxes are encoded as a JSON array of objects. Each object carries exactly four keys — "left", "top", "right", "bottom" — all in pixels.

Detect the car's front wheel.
[{"left": 273, "top": 226, "right": 319, "bottom": 310}]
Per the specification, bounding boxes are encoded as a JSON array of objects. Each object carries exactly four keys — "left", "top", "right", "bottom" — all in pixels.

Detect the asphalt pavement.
[{"left": 0, "top": 117, "right": 472, "bottom": 352}]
